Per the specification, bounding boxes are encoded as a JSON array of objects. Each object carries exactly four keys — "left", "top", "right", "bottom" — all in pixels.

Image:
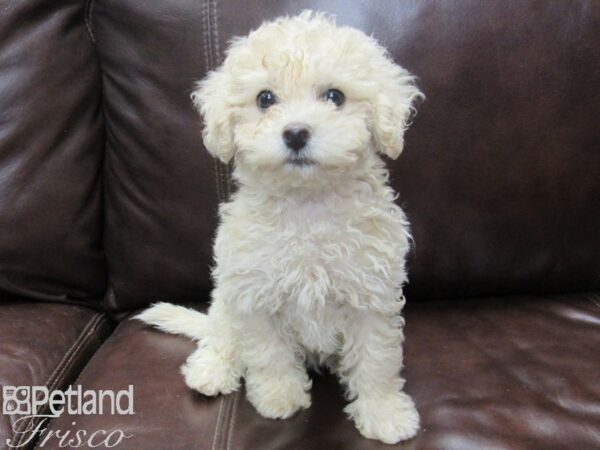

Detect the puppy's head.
[{"left": 193, "top": 11, "right": 423, "bottom": 185}]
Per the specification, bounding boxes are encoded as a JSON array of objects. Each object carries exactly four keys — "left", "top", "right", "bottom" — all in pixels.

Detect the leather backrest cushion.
[
  {"left": 98, "top": 0, "right": 600, "bottom": 312},
  {"left": 0, "top": 0, "right": 106, "bottom": 305},
  {"left": 94, "top": 0, "right": 222, "bottom": 315}
]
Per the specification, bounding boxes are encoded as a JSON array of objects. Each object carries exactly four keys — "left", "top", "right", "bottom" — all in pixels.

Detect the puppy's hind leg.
[
  {"left": 338, "top": 310, "right": 419, "bottom": 444},
  {"left": 181, "top": 298, "right": 243, "bottom": 396}
]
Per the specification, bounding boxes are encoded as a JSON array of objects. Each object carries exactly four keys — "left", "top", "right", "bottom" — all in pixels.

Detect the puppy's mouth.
[{"left": 285, "top": 154, "right": 317, "bottom": 167}]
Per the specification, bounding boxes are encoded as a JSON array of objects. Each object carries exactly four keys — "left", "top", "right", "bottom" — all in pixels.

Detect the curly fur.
[{"left": 137, "top": 11, "right": 423, "bottom": 444}]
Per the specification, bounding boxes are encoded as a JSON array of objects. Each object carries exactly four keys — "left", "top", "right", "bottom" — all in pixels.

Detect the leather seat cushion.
[
  {"left": 39, "top": 293, "right": 600, "bottom": 449},
  {"left": 0, "top": 299, "right": 113, "bottom": 450}
]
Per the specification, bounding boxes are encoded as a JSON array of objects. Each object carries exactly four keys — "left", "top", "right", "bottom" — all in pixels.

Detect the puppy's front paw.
[
  {"left": 246, "top": 370, "right": 312, "bottom": 419},
  {"left": 181, "top": 346, "right": 240, "bottom": 396},
  {"left": 345, "top": 392, "right": 420, "bottom": 444}
]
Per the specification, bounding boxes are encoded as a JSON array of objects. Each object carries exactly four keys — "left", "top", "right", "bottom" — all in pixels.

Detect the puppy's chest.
[
  {"left": 219, "top": 200, "right": 403, "bottom": 308},
  {"left": 262, "top": 206, "right": 367, "bottom": 282},
  {"left": 264, "top": 221, "right": 355, "bottom": 284}
]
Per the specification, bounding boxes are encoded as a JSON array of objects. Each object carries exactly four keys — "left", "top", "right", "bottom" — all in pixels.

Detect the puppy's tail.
[{"left": 135, "top": 302, "right": 209, "bottom": 341}]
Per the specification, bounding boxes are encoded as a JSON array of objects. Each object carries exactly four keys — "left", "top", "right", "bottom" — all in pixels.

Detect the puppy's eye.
[
  {"left": 257, "top": 90, "right": 277, "bottom": 109},
  {"left": 322, "top": 89, "right": 345, "bottom": 107}
]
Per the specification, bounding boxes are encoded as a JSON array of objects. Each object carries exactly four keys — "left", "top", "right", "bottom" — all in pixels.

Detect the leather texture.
[
  {"left": 93, "top": 0, "right": 221, "bottom": 316},
  {"left": 39, "top": 313, "right": 223, "bottom": 450},
  {"left": 94, "top": 0, "right": 600, "bottom": 314},
  {"left": 39, "top": 293, "right": 600, "bottom": 449},
  {"left": 0, "top": 0, "right": 106, "bottom": 304},
  {"left": 0, "top": 298, "right": 113, "bottom": 450}
]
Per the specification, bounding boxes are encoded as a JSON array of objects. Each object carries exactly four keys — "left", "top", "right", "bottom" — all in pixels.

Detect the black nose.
[{"left": 282, "top": 124, "right": 310, "bottom": 152}]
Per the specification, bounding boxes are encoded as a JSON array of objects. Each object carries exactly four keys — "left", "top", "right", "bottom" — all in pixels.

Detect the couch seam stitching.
[
  {"left": 46, "top": 314, "right": 106, "bottom": 393},
  {"left": 210, "top": 0, "right": 230, "bottom": 201},
  {"left": 70, "top": 318, "right": 129, "bottom": 389},
  {"left": 84, "top": 0, "right": 96, "bottom": 43},
  {"left": 225, "top": 390, "right": 239, "bottom": 450},
  {"left": 218, "top": 394, "right": 233, "bottom": 450},
  {"left": 11, "top": 313, "right": 106, "bottom": 447},
  {"left": 211, "top": 395, "right": 225, "bottom": 450},
  {"left": 84, "top": 0, "right": 111, "bottom": 315},
  {"left": 35, "top": 315, "right": 111, "bottom": 447},
  {"left": 10, "top": 313, "right": 99, "bottom": 444},
  {"left": 36, "top": 315, "right": 117, "bottom": 445},
  {"left": 203, "top": 0, "right": 223, "bottom": 203}
]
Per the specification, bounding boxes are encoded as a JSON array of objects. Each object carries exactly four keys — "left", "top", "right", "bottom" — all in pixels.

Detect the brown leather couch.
[{"left": 1, "top": 1, "right": 599, "bottom": 449}]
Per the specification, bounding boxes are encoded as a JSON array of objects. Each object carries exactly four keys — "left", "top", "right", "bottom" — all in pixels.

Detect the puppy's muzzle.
[{"left": 282, "top": 123, "right": 310, "bottom": 152}]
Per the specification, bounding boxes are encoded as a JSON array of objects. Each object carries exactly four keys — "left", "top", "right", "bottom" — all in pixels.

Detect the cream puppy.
[{"left": 138, "top": 11, "right": 423, "bottom": 444}]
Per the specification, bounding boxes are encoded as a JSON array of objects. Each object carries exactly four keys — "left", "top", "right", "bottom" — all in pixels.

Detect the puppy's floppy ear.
[
  {"left": 371, "top": 60, "right": 424, "bottom": 160},
  {"left": 191, "top": 69, "right": 235, "bottom": 163}
]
